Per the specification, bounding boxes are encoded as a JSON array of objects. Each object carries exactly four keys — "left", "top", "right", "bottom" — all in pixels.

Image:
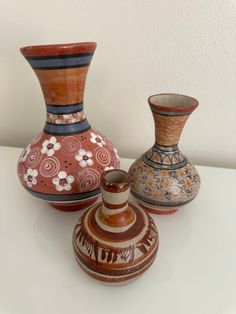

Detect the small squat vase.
[
  {"left": 72, "top": 169, "right": 159, "bottom": 285},
  {"left": 17, "top": 42, "right": 119, "bottom": 211},
  {"left": 128, "top": 93, "right": 200, "bottom": 214}
]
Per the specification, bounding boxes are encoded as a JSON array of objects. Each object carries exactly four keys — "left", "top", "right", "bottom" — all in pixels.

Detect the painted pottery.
[
  {"left": 17, "top": 42, "right": 119, "bottom": 211},
  {"left": 72, "top": 169, "right": 159, "bottom": 285},
  {"left": 128, "top": 93, "right": 200, "bottom": 214}
]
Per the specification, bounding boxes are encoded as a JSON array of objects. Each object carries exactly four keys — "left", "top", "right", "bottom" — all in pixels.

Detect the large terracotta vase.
[
  {"left": 17, "top": 42, "right": 119, "bottom": 211},
  {"left": 128, "top": 93, "right": 200, "bottom": 215},
  {"left": 72, "top": 169, "right": 159, "bottom": 285}
]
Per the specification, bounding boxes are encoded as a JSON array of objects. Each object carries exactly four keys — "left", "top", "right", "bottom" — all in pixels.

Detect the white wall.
[{"left": 0, "top": 0, "right": 236, "bottom": 168}]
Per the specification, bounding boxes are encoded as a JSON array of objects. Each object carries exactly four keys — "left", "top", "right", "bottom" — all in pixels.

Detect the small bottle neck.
[
  {"left": 97, "top": 187, "right": 136, "bottom": 233},
  {"left": 96, "top": 170, "right": 136, "bottom": 233},
  {"left": 101, "top": 187, "right": 130, "bottom": 215}
]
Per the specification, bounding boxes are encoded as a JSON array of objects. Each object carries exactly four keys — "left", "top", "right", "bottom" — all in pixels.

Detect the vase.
[
  {"left": 128, "top": 93, "right": 200, "bottom": 215},
  {"left": 17, "top": 42, "right": 120, "bottom": 211},
  {"left": 72, "top": 169, "right": 159, "bottom": 285}
]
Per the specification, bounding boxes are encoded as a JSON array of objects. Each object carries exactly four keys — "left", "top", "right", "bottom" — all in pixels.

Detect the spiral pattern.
[
  {"left": 61, "top": 136, "right": 81, "bottom": 154},
  {"left": 78, "top": 169, "right": 100, "bottom": 192},
  {"left": 26, "top": 147, "right": 42, "bottom": 167},
  {"left": 95, "top": 147, "right": 111, "bottom": 166},
  {"left": 39, "top": 157, "right": 60, "bottom": 177}
]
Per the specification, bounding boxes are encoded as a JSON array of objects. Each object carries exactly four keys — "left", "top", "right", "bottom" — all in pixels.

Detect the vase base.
[
  {"left": 137, "top": 200, "right": 178, "bottom": 215},
  {"left": 50, "top": 197, "right": 98, "bottom": 212}
]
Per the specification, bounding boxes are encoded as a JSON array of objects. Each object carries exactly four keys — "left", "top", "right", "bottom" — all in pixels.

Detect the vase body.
[
  {"left": 129, "top": 93, "right": 200, "bottom": 214},
  {"left": 17, "top": 42, "right": 120, "bottom": 211},
  {"left": 72, "top": 169, "right": 159, "bottom": 285}
]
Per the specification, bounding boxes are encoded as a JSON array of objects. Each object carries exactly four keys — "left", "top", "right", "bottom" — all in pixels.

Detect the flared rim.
[
  {"left": 20, "top": 42, "right": 97, "bottom": 57},
  {"left": 148, "top": 93, "right": 199, "bottom": 114},
  {"left": 101, "top": 170, "right": 130, "bottom": 193}
]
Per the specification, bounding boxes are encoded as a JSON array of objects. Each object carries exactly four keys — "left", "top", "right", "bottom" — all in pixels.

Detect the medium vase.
[
  {"left": 17, "top": 42, "right": 119, "bottom": 211},
  {"left": 72, "top": 169, "right": 159, "bottom": 285},
  {"left": 128, "top": 93, "right": 200, "bottom": 214}
]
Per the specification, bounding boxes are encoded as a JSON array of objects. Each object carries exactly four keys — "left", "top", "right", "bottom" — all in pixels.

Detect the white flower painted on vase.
[
  {"left": 24, "top": 168, "right": 38, "bottom": 187},
  {"left": 41, "top": 137, "right": 61, "bottom": 156},
  {"left": 52, "top": 171, "right": 74, "bottom": 191},
  {"left": 20, "top": 145, "right": 31, "bottom": 162},
  {"left": 75, "top": 149, "right": 94, "bottom": 168},
  {"left": 114, "top": 148, "right": 119, "bottom": 159},
  {"left": 90, "top": 132, "right": 106, "bottom": 148},
  {"left": 104, "top": 166, "right": 114, "bottom": 171}
]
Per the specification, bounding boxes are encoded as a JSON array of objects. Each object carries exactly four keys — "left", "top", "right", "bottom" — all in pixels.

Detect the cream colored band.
[
  {"left": 101, "top": 188, "right": 130, "bottom": 205},
  {"left": 101, "top": 204, "right": 128, "bottom": 215}
]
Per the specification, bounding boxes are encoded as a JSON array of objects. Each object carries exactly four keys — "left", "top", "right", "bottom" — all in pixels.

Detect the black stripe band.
[
  {"left": 46, "top": 102, "right": 83, "bottom": 114},
  {"left": 32, "top": 64, "right": 91, "bottom": 70},
  {"left": 26, "top": 52, "right": 93, "bottom": 60},
  {"left": 26, "top": 53, "right": 93, "bottom": 70},
  {"left": 27, "top": 188, "right": 101, "bottom": 202},
  {"left": 44, "top": 119, "right": 90, "bottom": 135},
  {"left": 151, "top": 108, "right": 190, "bottom": 116}
]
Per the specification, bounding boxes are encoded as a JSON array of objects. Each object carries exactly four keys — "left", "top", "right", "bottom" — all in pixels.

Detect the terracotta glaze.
[
  {"left": 128, "top": 93, "right": 200, "bottom": 214},
  {"left": 72, "top": 169, "right": 159, "bottom": 285},
  {"left": 17, "top": 42, "right": 119, "bottom": 211}
]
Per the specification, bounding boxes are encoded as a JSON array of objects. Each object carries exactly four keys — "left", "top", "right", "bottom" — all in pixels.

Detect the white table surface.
[{"left": 0, "top": 145, "right": 236, "bottom": 314}]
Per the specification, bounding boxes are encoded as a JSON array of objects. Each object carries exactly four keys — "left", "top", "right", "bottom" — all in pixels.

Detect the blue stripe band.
[
  {"left": 27, "top": 54, "right": 93, "bottom": 70},
  {"left": 46, "top": 102, "right": 83, "bottom": 114},
  {"left": 44, "top": 119, "right": 90, "bottom": 135},
  {"left": 27, "top": 188, "right": 101, "bottom": 202}
]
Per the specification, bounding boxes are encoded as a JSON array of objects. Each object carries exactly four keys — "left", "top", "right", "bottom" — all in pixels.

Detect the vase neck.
[
  {"left": 101, "top": 170, "right": 130, "bottom": 215},
  {"left": 148, "top": 93, "right": 198, "bottom": 148},
  {"left": 20, "top": 42, "right": 96, "bottom": 136},
  {"left": 96, "top": 170, "right": 136, "bottom": 233},
  {"left": 151, "top": 110, "right": 190, "bottom": 148}
]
